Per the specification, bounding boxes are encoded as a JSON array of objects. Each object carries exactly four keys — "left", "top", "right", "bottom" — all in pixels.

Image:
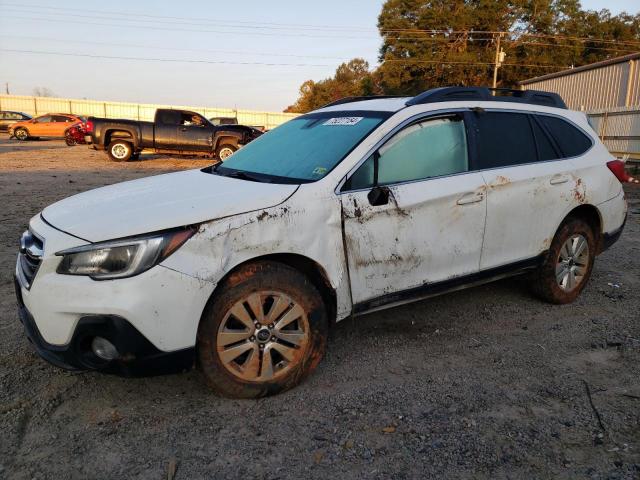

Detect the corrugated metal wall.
[
  {"left": 523, "top": 60, "right": 637, "bottom": 110},
  {"left": 588, "top": 106, "right": 640, "bottom": 158},
  {"left": 0, "top": 95, "right": 299, "bottom": 130},
  {"left": 523, "top": 57, "right": 639, "bottom": 157}
]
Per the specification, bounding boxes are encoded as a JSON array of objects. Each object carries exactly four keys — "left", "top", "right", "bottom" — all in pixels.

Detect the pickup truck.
[{"left": 86, "top": 109, "right": 263, "bottom": 162}]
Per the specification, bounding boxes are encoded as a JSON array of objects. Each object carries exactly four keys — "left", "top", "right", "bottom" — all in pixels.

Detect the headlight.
[{"left": 56, "top": 227, "right": 196, "bottom": 279}]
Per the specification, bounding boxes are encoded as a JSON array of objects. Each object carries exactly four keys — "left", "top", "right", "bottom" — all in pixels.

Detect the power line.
[
  {"left": 0, "top": 34, "right": 361, "bottom": 61},
  {"left": 3, "top": 3, "right": 638, "bottom": 47},
  {"left": 0, "top": 48, "right": 332, "bottom": 67},
  {"left": 0, "top": 48, "right": 571, "bottom": 71},
  {"left": 0, "top": 2, "right": 374, "bottom": 32},
  {"left": 382, "top": 59, "right": 569, "bottom": 69},
  {"left": 0, "top": 14, "right": 380, "bottom": 40}
]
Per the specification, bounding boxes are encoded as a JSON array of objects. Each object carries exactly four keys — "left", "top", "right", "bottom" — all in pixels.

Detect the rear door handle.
[
  {"left": 456, "top": 191, "right": 485, "bottom": 205},
  {"left": 550, "top": 174, "right": 570, "bottom": 185}
]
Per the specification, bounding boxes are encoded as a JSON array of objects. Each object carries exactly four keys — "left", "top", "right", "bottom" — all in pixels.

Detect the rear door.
[
  {"left": 340, "top": 112, "right": 487, "bottom": 306},
  {"left": 475, "top": 110, "right": 579, "bottom": 269},
  {"left": 154, "top": 110, "right": 179, "bottom": 149},
  {"left": 51, "top": 115, "right": 77, "bottom": 136}
]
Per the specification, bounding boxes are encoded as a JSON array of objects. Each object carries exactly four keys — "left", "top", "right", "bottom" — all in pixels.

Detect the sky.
[{"left": 0, "top": 0, "right": 637, "bottom": 112}]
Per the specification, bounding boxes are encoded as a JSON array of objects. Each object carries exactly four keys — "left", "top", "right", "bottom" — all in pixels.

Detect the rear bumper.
[
  {"left": 15, "top": 277, "right": 195, "bottom": 376},
  {"left": 601, "top": 214, "right": 626, "bottom": 253}
]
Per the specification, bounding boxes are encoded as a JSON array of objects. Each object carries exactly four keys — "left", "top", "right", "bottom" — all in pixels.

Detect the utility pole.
[
  {"left": 4, "top": 82, "right": 8, "bottom": 95},
  {"left": 492, "top": 33, "right": 505, "bottom": 89}
]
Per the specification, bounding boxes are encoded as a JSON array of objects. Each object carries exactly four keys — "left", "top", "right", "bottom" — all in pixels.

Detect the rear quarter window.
[{"left": 537, "top": 115, "right": 593, "bottom": 157}]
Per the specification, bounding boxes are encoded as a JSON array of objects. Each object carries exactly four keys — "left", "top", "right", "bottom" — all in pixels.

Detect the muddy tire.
[
  {"left": 216, "top": 143, "right": 237, "bottom": 161},
  {"left": 531, "top": 218, "right": 596, "bottom": 304},
  {"left": 107, "top": 140, "right": 133, "bottom": 162},
  {"left": 197, "top": 261, "right": 328, "bottom": 398},
  {"left": 14, "top": 128, "right": 29, "bottom": 141}
]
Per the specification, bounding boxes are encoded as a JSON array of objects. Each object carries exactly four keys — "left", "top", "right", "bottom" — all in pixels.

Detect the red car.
[{"left": 64, "top": 122, "right": 87, "bottom": 146}]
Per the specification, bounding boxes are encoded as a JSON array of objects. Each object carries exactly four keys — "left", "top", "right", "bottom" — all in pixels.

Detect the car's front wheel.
[
  {"left": 107, "top": 140, "right": 133, "bottom": 162},
  {"left": 197, "top": 261, "right": 328, "bottom": 398},
  {"left": 531, "top": 217, "right": 596, "bottom": 304},
  {"left": 14, "top": 128, "right": 29, "bottom": 141}
]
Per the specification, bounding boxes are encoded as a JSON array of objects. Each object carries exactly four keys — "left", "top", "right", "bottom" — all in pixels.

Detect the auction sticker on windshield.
[{"left": 323, "top": 117, "right": 363, "bottom": 126}]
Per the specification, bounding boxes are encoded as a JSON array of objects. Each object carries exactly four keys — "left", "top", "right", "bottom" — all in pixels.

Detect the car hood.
[{"left": 42, "top": 169, "right": 298, "bottom": 242}]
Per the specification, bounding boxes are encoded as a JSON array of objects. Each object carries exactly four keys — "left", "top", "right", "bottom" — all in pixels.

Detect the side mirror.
[{"left": 367, "top": 185, "right": 390, "bottom": 206}]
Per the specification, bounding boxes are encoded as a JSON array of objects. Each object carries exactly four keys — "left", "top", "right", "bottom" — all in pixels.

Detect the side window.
[
  {"left": 35, "top": 116, "right": 52, "bottom": 123},
  {"left": 158, "top": 110, "right": 180, "bottom": 125},
  {"left": 537, "top": 115, "right": 592, "bottom": 157},
  {"left": 530, "top": 116, "right": 560, "bottom": 161},
  {"left": 345, "top": 116, "right": 469, "bottom": 189},
  {"left": 475, "top": 112, "right": 537, "bottom": 169},
  {"left": 52, "top": 115, "right": 70, "bottom": 122}
]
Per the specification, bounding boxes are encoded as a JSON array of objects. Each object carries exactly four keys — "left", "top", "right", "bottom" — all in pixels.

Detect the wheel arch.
[
  {"left": 556, "top": 204, "right": 604, "bottom": 253},
  {"left": 213, "top": 134, "right": 241, "bottom": 150},
  {"left": 207, "top": 253, "right": 338, "bottom": 326},
  {"left": 105, "top": 129, "right": 137, "bottom": 149}
]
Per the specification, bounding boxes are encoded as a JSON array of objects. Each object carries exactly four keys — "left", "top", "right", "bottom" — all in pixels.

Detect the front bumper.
[
  {"left": 15, "top": 278, "right": 194, "bottom": 375},
  {"left": 15, "top": 214, "right": 216, "bottom": 375}
]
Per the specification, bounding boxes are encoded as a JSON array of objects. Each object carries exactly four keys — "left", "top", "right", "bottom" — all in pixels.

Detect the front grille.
[{"left": 18, "top": 230, "right": 44, "bottom": 289}]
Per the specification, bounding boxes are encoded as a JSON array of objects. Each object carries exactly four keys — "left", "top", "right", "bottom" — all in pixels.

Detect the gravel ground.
[{"left": 0, "top": 135, "right": 639, "bottom": 479}]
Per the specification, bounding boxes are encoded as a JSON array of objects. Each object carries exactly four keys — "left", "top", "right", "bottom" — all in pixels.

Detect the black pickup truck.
[{"left": 86, "top": 109, "right": 263, "bottom": 162}]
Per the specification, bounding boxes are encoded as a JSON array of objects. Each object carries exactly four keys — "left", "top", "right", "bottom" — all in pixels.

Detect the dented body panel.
[{"left": 341, "top": 173, "right": 487, "bottom": 303}]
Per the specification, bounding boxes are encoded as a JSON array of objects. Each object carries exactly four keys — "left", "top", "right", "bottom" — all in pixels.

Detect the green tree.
[{"left": 284, "top": 59, "right": 381, "bottom": 113}]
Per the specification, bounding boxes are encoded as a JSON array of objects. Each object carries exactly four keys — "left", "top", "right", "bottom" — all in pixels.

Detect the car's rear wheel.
[
  {"left": 14, "top": 128, "right": 29, "bottom": 141},
  {"left": 107, "top": 140, "right": 133, "bottom": 162},
  {"left": 216, "top": 143, "right": 237, "bottom": 161},
  {"left": 197, "top": 261, "right": 328, "bottom": 398},
  {"left": 531, "top": 218, "right": 596, "bottom": 304}
]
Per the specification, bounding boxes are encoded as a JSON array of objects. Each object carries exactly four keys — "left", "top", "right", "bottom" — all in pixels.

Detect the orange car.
[{"left": 9, "top": 113, "right": 85, "bottom": 141}]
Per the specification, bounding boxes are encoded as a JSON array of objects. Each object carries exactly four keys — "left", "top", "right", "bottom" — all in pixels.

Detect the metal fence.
[
  {"left": 0, "top": 95, "right": 298, "bottom": 130},
  {"left": 588, "top": 106, "right": 640, "bottom": 160}
]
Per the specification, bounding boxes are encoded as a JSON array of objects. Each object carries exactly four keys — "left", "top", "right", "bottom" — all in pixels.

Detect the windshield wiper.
[{"left": 210, "top": 165, "right": 271, "bottom": 183}]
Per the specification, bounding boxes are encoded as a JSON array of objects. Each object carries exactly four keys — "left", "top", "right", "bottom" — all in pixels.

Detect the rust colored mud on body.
[
  {"left": 573, "top": 178, "right": 586, "bottom": 203},
  {"left": 488, "top": 176, "right": 511, "bottom": 190}
]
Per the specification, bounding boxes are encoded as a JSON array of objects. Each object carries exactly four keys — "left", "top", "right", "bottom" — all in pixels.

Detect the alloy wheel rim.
[
  {"left": 112, "top": 144, "right": 128, "bottom": 159},
  {"left": 216, "top": 291, "right": 309, "bottom": 382},
  {"left": 556, "top": 234, "right": 589, "bottom": 291},
  {"left": 16, "top": 130, "right": 27, "bottom": 140},
  {"left": 219, "top": 147, "right": 234, "bottom": 160}
]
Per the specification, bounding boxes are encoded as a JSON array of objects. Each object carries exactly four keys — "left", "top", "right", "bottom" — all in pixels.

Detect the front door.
[
  {"left": 176, "top": 112, "right": 213, "bottom": 151},
  {"left": 29, "top": 115, "right": 53, "bottom": 136},
  {"left": 340, "top": 113, "right": 487, "bottom": 307}
]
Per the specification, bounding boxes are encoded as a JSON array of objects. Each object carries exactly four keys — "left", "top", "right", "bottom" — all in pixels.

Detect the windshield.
[{"left": 215, "top": 110, "right": 390, "bottom": 183}]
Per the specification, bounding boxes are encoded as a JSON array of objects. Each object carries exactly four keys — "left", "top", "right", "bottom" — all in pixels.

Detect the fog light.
[{"left": 91, "top": 337, "right": 119, "bottom": 361}]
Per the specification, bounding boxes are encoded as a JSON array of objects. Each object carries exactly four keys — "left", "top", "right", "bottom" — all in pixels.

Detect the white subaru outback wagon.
[{"left": 16, "top": 87, "right": 628, "bottom": 398}]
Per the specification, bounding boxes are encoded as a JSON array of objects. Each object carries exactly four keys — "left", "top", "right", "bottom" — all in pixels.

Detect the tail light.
[
  {"left": 85, "top": 120, "right": 94, "bottom": 133},
  {"left": 606, "top": 160, "right": 633, "bottom": 183}
]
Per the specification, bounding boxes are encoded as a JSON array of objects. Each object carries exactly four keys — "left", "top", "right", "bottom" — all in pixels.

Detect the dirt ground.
[{"left": 0, "top": 135, "right": 639, "bottom": 480}]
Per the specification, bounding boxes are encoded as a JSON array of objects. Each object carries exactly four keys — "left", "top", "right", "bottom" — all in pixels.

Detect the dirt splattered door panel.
[
  {"left": 480, "top": 160, "right": 579, "bottom": 269},
  {"left": 341, "top": 173, "right": 487, "bottom": 305}
]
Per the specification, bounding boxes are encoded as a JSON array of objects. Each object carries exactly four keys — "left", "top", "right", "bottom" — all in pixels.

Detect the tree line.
[{"left": 284, "top": 0, "right": 640, "bottom": 113}]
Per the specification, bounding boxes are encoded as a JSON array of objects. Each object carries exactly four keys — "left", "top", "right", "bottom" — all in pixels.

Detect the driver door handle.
[{"left": 456, "top": 191, "right": 484, "bottom": 205}]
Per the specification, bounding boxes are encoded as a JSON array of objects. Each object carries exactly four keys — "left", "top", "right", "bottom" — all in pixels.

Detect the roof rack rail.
[
  {"left": 405, "top": 87, "right": 567, "bottom": 109},
  {"left": 321, "top": 95, "right": 407, "bottom": 109}
]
